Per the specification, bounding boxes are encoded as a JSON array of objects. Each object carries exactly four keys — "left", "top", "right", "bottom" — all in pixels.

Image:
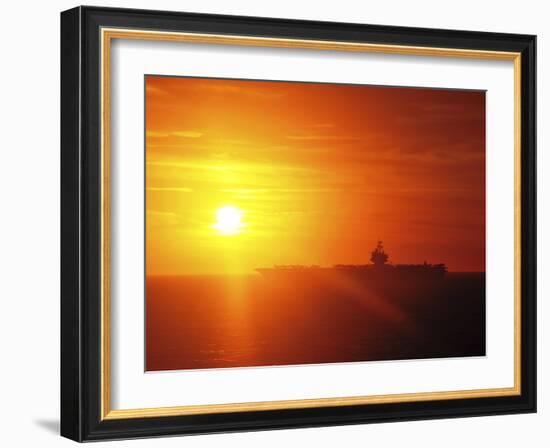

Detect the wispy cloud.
[
  {"left": 146, "top": 131, "right": 170, "bottom": 138},
  {"left": 286, "top": 134, "right": 360, "bottom": 141},
  {"left": 196, "top": 82, "right": 285, "bottom": 100},
  {"left": 145, "top": 84, "right": 167, "bottom": 96},
  {"left": 147, "top": 130, "right": 203, "bottom": 139},
  {"left": 172, "top": 131, "right": 203, "bottom": 138},
  {"left": 147, "top": 159, "right": 317, "bottom": 175},
  {"left": 147, "top": 187, "right": 193, "bottom": 192},
  {"left": 220, "top": 187, "right": 344, "bottom": 194},
  {"left": 146, "top": 210, "right": 179, "bottom": 228}
]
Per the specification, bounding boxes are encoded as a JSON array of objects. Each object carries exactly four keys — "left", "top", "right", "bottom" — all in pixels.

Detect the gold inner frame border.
[{"left": 99, "top": 27, "right": 522, "bottom": 421}]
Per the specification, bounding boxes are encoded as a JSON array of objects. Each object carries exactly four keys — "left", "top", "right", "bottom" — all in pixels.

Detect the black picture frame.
[{"left": 61, "top": 5, "right": 536, "bottom": 442}]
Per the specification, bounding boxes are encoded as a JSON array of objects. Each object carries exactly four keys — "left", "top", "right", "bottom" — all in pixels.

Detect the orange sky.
[{"left": 145, "top": 76, "right": 485, "bottom": 275}]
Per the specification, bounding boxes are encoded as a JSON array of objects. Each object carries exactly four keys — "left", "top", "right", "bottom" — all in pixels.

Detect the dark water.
[{"left": 146, "top": 273, "right": 485, "bottom": 371}]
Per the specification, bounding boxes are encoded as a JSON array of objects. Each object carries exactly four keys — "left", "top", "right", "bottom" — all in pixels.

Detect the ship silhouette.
[{"left": 256, "top": 241, "right": 447, "bottom": 287}]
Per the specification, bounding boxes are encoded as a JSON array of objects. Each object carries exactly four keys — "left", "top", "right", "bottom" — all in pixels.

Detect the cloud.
[
  {"left": 196, "top": 82, "right": 285, "bottom": 100},
  {"left": 147, "top": 130, "right": 203, "bottom": 139},
  {"left": 146, "top": 131, "right": 171, "bottom": 138},
  {"left": 147, "top": 159, "right": 317, "bottom": 175},
  {"left": 220, "top": 187, "right": 344, "bottom": 194},
  {"left": 147, "top": 187, "right": 193, "bottom": 192},
  {"left": 145, "top": 84, "right": 167, "bottom": 96},
  {"left": 286, "top": 135, "right": 360, "bottom": 141},
  {"left": 146, "top": 210, "right": 179, "bottom": 228},
  {"left": 172, "top": 131, "right": 203, "bottom": 138}
]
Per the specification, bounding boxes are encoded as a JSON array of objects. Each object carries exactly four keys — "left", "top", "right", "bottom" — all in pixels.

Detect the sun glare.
[{"left": 214, "top": 206, "right": 244, "bottom": 235}]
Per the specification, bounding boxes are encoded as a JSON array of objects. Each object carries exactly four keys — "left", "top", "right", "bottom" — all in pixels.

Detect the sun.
[{"left": 213, "top": 206, "right": 244, "bottom": 235}]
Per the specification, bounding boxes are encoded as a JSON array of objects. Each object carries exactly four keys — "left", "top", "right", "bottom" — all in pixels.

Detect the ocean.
[{"left": 146, "top": 272, "right": 485, "bottom": 371}]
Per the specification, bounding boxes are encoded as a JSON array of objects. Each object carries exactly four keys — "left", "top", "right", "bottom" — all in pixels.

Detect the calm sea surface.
[{"left": 146, "top": 273, "right": 485, "bottom": 371}]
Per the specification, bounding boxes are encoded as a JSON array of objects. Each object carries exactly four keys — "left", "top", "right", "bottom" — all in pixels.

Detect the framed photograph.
[{"left": 61, "top": 6, "right": 536, "bottom": 442}]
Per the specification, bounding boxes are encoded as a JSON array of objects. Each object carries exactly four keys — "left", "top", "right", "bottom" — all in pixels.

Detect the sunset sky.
[{"left": 145, "top": 76, "right": 485, "bottom": 275}]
